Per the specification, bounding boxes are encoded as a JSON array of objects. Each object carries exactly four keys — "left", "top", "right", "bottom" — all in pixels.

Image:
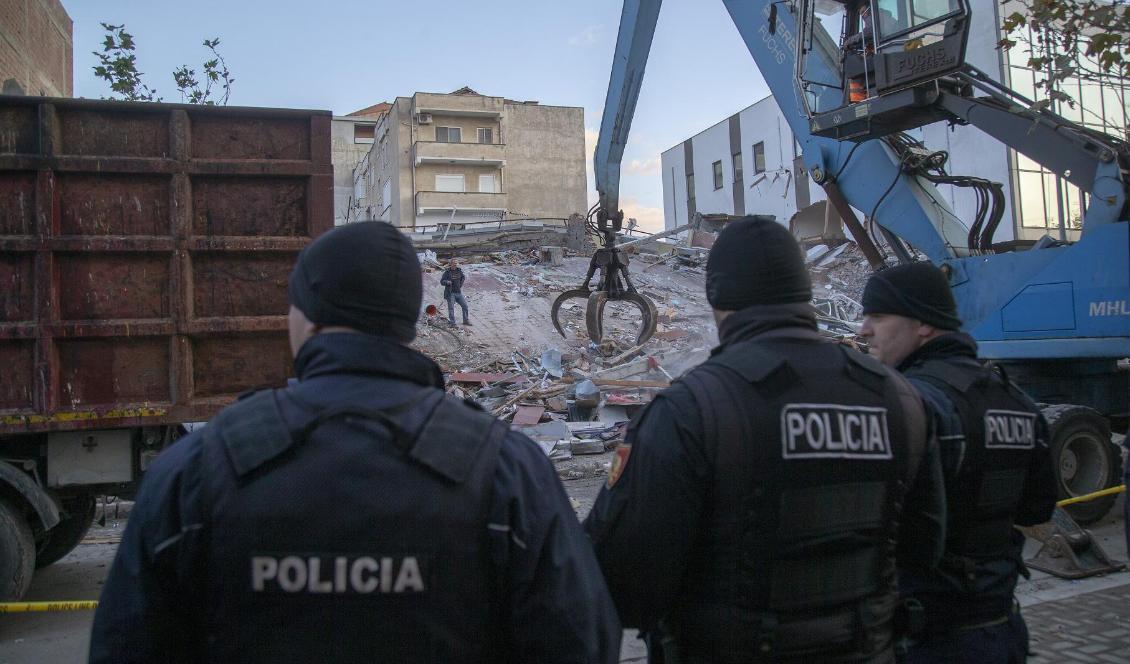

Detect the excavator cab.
[{"left": 795, "top": 0, "right": 972, "bottom": 140}]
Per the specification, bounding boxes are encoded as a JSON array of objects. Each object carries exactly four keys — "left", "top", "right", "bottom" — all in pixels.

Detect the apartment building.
[
  {"left": 332, "top": 102, "right": 389, "bottom": 225},
  {"left": 662, "top": 0, "right": 1128, "bottom": 243},
  {"left": 0, "top": 0, "right": 72, "bottom": 97},
  {"left": 347, "top": 87, "right": 586, "bottom": 228}
]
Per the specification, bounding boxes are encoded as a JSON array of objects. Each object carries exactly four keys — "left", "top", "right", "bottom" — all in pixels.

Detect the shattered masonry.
[{"left": 413, "top": 234, "right": 877, "bottom": 493}]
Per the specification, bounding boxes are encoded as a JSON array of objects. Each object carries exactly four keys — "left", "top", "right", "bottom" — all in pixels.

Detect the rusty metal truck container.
[{"left": 0, "top": 96, "right": 333, "bottom": 598}]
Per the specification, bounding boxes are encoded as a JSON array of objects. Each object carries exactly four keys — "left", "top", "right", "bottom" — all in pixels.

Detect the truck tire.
[
  {"left": 1043, "top": 405, "right": 1121, "bottom": 525},
  {"left": 35, "top": 495, "right": 96, "bottom": 569},
  {"left": 0, "top": 497, "right": 35, "bottom": 601}
]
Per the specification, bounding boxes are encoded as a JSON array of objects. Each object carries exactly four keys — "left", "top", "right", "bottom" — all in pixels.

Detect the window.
[
  {"left": 712, "top": 160, "right": 724, "bottom": 190},
  {"left": 732, "top": 152, "right": 743, "bottom": 183},
  {"left": 1005, "top": 27, "right": 1128, "bottom": 233},
  {"left": 478, "top": 174, "right": 498, "bottom": 193},
  {"left": 436, "top": 127, "right": 462, "bottom": 143},
  {"left": 353, "top": 124, "right": 375, "bottom": 143},
  {"left": 477, "top": 128, "right": 493, "bottom": 144},
  {"left": 435, "top": 174, "right": 465, "bottom": 192},
  {"left": 753, "top": 142, "right": 766, "bottom": 174},
  {"left": 686, "top": 173, "right": 696, "bottom": 215}
]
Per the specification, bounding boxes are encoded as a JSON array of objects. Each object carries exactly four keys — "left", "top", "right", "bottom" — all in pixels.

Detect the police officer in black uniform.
[
  {"left": 859, "top": 262, "right": 1056, "bottom": 664},
  {"left": 90, "top": 221, "right": 621, "bottom": 663},
  {"left": 584, "top": 217, "right": 946, "bottom": 663}
]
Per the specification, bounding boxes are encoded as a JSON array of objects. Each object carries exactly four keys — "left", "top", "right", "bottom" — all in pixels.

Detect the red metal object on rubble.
[{"left": 0, "top": 97, "right": 334, "bottom": 435}]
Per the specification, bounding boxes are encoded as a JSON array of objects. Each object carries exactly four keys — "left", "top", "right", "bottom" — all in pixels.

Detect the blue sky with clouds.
[{"left": 63, "top": 0, "right": 772, "bottom": 231}]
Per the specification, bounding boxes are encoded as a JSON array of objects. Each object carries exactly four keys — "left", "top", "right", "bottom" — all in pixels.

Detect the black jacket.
[
  {"left": 584, "top": 305, "right": 946, "bottom": 661},
  {"left": 441, "top": 267, "right": 466, "bottom": 299},
  {"left": 90, "top": 333, "right": 620, "bottom": 663},
  {"left": 897, "top": 333, "right": 1056, "bottom": 628}
]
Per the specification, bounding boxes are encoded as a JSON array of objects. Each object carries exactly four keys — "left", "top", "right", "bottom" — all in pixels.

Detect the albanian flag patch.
[{"left": 606, "top": 444, "right": 632, "bottom": 489}]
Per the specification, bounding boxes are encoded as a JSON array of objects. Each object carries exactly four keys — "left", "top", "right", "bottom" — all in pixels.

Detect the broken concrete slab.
[
  {"left": 512, "top": 405, "right": 546, "bottom": 427},
  {"left": 594, "top": 347, "right": 710, "bottom": 381},
  {"left": 805, "top": 244, "right": 831, "bottom": 263},
  {"left": 570, "top": 439, "right": 606, "bottom": 455}
]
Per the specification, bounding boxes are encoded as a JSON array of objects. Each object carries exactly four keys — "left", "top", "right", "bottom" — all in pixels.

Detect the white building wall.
[
  {"left": 738, "top": 97, "right": 828, "bottom": 222},
  {"left": 660, "top": 147, "right": 686, "bottom": 231},
  {"left": 661, "top": 97, "right": 828, "bottom": 231},
  {"left": 330, "top": 117, "right": 377, "bottom": 226},
  {"left": 689, "top": 121, "right": 734, "bottom": 217}
]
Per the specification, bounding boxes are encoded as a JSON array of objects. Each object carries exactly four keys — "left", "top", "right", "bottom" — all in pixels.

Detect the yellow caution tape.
[
  {"left": 1057, "top": 484, "right": 1126, "bottom": 507},
  {"left": 0, "top": 600, "right": 99, "bottom": 613}
]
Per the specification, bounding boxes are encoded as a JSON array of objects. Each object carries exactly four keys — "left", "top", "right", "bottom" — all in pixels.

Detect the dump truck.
[{"left": 0, "top": 96, "right": 333, "bottom": 599}]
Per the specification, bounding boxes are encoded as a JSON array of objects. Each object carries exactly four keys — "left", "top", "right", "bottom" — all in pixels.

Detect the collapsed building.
[{"left": 411, "top": 209, "right": 879, "bottom": 484}]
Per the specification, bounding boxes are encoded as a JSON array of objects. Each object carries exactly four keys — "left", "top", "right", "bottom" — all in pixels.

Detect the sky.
[{"left": 62, "top": 0, "right": 772, "bottom": 232}]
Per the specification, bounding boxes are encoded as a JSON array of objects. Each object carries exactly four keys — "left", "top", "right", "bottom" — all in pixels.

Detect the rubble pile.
[
  {"left": 414, "top": 238, "right": 878, "bottom": 483},
  {"left": 808, "top": 242, "right": 873, "bottom": 302},
  {"left": 440, "top": 343, "right": 705, "bottom": 482}
]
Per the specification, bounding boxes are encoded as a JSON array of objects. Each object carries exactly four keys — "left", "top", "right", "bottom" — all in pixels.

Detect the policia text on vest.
[
  {"left": 782, "top": 404, "right": 892, "bottom": 459},
  {"left": 251, "top": 555, "right": 426, "bottom": 595}
]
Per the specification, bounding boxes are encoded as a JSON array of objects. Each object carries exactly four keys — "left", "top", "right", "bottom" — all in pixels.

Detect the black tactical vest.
[
  {"left": 904, "top": 356, "right": 1038, "bottom": 621},
  {"left": 676, "top": 332, "right": 927, "bottom": 663},
  {"left": 196, "top": 387, "right": 507, "bottom": 662}
]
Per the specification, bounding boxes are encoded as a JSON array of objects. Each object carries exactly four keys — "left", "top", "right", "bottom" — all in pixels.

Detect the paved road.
[
  {"left": 1, "top": 494, "right": 1126, "bottom": 663},
  {"left": 1028, "top": 584, "right": 1130, "bottom": 663}
]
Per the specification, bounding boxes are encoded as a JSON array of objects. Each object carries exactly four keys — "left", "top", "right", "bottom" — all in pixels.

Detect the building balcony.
[
  {"left": 413, "top": 140, "right": 506, "bottom": 167},
  {"left": 416, "top": 190, "right": 508, "bottom": 214},
  {"left": 414, "top": 92, "right": 504, "bottom": 118}
]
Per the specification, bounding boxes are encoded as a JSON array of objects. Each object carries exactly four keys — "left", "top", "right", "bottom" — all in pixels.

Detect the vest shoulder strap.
[
  {"left": 707, "top": 338, "right": 787, "bottom": 384},
  {"left": 208, "top": 387, "right": 504, "bottom": 484},
  {"left": 913, "top": 358, "right": 982, "bottom": 394},
  {"left": 209, "top": 389, "right": 294, "bottom": 477},
  {"left": 414, "top": 394, "right": 507, "bottom": 484},
  {"left": 841, "top": 346, "right": 890, "bottom": 396},
  {"left": 678, "top": 369, "right": 721, "bottom": 455},
  {"left": 884, "top": 368, "right": 930, "bottom": 483}
]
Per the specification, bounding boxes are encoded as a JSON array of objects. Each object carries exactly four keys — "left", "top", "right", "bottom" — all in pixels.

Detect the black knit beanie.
[
  {"left": 862, "top": 262, "right": 961, "bottom": 330},
  {"left": 706, "top": 216, "right": 812, "bottom": 309},
  {"left": 288, "top": 221, "right": 422, "bottom": 343}
]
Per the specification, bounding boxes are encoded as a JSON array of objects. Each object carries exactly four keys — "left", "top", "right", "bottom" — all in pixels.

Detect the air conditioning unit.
[{"left": 417, "top": 113, "right": 433, "bottom": 124}]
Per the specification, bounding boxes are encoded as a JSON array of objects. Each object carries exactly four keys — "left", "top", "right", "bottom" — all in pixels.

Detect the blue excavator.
[{"left": 568, "top": 0, "right": 1129, "bottom": 523}]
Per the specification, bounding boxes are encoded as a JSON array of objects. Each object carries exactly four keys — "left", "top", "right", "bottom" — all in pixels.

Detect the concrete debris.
[
  {"left": 513, "top": 405, "right": 546, "bottom": 427},
  {"left": 418, "top": 239, "right": 878, "bottom": 482},
  {"left": 417, "top": 249, "right": 442, "bottom": 269},
  {"left": 570, "top": 439, "right": 607, "bottom": 455},
  {"left": 540, "top": 348, "right": 564, "bottom": 378},
  {"left": 814, "top": 242, "right": 850, "bottom": 268},
  {"left": 805, "top": 244, "right": 831, "bottom": 263}
]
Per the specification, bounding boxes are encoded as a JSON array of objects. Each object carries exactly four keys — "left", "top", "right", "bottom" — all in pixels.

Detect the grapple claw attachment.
[
  {"left": 585, "top": 292, "right": 610, "bottom": 344},
  {"left": 550, "top": 288, "right": 593, "bottom": 338},
  {"left": 584, "top": 291, "right": 658, "bottom": 346},
  {"left": 622, "top": 292, "right": 659, "bottom": 345}
]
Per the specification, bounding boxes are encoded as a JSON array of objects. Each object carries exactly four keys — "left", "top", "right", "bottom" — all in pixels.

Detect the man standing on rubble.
[
  {"left": 859, "top": 263, "right": 1055, "bottom": 664},
  {"left": 442, "top": 257, "right": 472, "bottom": 326},
  {"left": 90, "top": 222, "right": 620, "bottom": 663},
  {"left": 584, "top": 217, "right": 946, "bottom": 663}
]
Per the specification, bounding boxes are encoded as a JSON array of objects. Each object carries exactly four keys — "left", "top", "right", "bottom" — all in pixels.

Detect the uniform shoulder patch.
[
  {"left": 781, "top": 403, "right": 892, "bottom": 460},
  {"left": 606, "top": 444, "right": 632, "bottom": 489},
  {"left": 984, "top": 410, "right": 1037, "bottom": 449}
]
